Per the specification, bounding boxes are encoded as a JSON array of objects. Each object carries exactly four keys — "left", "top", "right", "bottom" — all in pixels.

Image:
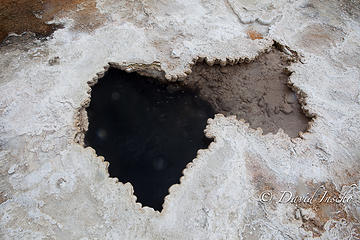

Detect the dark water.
[{"left": 85, "top": 69, "right": 214, "bottom": 211}]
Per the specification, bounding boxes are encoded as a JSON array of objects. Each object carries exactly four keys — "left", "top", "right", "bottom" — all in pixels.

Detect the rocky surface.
[{"left": 0, "top": 0, "right": 359, "bottom": 239}]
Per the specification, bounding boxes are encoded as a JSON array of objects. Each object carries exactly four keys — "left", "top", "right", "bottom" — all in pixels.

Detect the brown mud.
[
  {"left": 183, "top": 47, "right": 311, "bottom": 137},
  {"left": 296, "top": 182, "right": 360, "bottom": 238},
  {"left": 0, "top": 0, "right": 103, "bottom": 43}
]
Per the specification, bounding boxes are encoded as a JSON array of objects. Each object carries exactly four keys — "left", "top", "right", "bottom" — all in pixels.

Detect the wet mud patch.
[
  {"left": 84, "top": 69, "right": 214, "bottom": 211},
  {"left": 183, "top": 46, "right": 311, "bottom": 137}
]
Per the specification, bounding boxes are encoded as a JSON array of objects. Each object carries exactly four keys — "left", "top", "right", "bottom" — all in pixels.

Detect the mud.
[
  {"left": 247, "top": 29, "right": 263, "bottom": 40},
  {"left": 0, "top": 0, "right": 103, "bottom": 43},
  {"left": 184, "top": 47, "right": 311, "bottom": 137}
]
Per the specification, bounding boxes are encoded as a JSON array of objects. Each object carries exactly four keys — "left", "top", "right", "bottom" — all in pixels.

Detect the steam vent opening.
[
  {"left": 84, "top": 45, "right": 311, "bottom": 211},
  {"left": 85, "top": 69, "right": 215, "bottom": 211}
]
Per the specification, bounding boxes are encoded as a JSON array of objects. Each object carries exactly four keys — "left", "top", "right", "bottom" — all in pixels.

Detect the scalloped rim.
[{"left": 73, "top": 40, "right": 316, "bottom": 213}]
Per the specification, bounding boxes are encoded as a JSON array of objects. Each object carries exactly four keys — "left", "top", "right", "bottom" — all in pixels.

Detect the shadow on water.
[{"left": 85, "top": 68, "right": 215, "bottom": 211}]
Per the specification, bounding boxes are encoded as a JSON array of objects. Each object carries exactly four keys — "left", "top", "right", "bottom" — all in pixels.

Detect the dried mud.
[{"left": 183, "top": 47, "right": 311, "bottom": 137}]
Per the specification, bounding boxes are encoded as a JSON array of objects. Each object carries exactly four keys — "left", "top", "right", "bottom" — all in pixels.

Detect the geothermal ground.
[{"left": 0, "top": 0, "right": 360, "bottom": 239}]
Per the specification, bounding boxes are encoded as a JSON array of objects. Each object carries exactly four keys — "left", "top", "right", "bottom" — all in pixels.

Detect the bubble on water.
[
  {"left": 96, "top": 128, "right": 107, "bottom": 140},
  {"left": 153, "top": 157, "right": 167, "bottom": 171},
  {"left": 112, "top": 92, "right": 120, "bottom": 100}
]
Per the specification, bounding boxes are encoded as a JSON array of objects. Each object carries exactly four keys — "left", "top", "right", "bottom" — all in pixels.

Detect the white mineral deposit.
[{"left": 0, "top": 0, "right": 359, "bottom": 239}]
